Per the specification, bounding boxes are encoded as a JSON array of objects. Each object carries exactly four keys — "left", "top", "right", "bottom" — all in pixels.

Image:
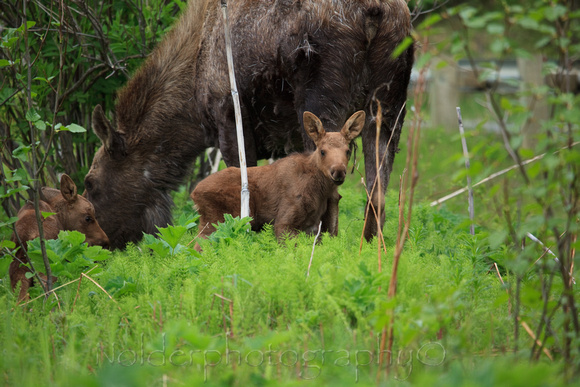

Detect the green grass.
[
  {"left": 0, "top": 125, "right": 576, "bottom": 386},
  {"left": 0, "top": 200, "right": 508, "bottom": 386}
]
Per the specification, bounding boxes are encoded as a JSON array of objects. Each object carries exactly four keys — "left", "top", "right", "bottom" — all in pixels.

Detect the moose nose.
[
  {"left": 100, "top": 235, "right": 110, "bottom": 250},
  {"left": 89, "top": 235, "right": 110, "bottom": 250},
  {"left": 100, "top": 239, "right": 110, "bottom": 250},
  {"left": 331, "top": 167, "right": 346, "bottom": 185}
]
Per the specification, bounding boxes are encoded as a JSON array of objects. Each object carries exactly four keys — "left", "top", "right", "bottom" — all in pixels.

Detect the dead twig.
[
  {"left": 21, "top": 265, "right": 99, "bottom": 307},
  {"left": 430, "top": 141, "right": 580, "bottom": 207},
  {"left": 221, "top": 0, "right": 250, "bottom": 218},
  {"left": 527, "top": 232, "right": 575, "bottom": 285},
  {"left": 306, "top": 221, "right": 322, "bottom": 280},
  {"left": 519, "top": 317, "right": 554, "bottom": 361},
  {"left": 493, "top": 262, "right": 512, "bottom": 315},
  {"left": 456, "top": 107, "right": 474, "bottom": 234}
]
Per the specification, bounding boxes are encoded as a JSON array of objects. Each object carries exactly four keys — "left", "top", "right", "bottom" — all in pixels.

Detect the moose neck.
[{"left": 305, "top": 152, "right": 339, "bottom": 193}]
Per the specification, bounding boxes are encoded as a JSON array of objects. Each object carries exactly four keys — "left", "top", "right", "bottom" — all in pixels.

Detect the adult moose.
[{"left": 86, "top": 0, "right": 414, "bottom": 249}]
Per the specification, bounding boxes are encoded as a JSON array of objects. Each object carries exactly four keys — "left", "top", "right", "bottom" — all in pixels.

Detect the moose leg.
[
  {"left": 216, "top": 107, "right": 258, "bottom": 168},
  {"left": 273, "top": 219, "right": 298, "bottom": 241},
  {"left": 362, "top": 39, "right": 413, "bottom": 241},
  {"left": 273, "top": 206, "right": 303, "bottom": 240},
  {"left": 361, "top": 117, "right": 400, "bottom": 242},
  {"left": 193, "top": 221, "right": 216, "bottom": 253},
  {"left": 9, "top": 260, "right": 32, "bottom": 302},
  {"left": 320, "top": 192, "right": 341, "bottom": 237}
]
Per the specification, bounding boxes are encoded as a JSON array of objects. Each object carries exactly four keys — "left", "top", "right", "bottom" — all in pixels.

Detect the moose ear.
[
  {"left": 92, "top": 105, "right": 127, "bottom": 157},
  {"left": 60, "top": 174, "right": 78, "bottom": 203},
  {"left": 303, "top": 111, "right": 325, "bottom": 144},
  {"left": 341, "top": 111, "right": 366, "bottom": 142}
]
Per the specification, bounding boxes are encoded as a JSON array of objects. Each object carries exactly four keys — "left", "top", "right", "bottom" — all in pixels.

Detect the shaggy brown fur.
[
  {"left": 192, "top": 111, "right": 365, "bottom": 245},
  {"left": 10, "top": 175, "right": 109, "bottom": 301},
  {"left": 87, "top": 0, "right": 414, "bottom": 249}
]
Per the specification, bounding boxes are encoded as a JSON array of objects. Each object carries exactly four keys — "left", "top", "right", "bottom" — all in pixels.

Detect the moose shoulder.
[{"left": 86, "top": 0, "right": 414, "bottom": 249}]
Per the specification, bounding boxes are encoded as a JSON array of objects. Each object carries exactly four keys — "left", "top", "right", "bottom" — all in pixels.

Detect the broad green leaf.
[
  {"left": 156, "top": 225, "right": 187, "bottom": 249},
  {"left": 66, "top": 123, "right": 87, "bottom": 133},
  {"left": 0, "top": 240, "right": 16, "bottom": 249},
  {"left": 518, "top": 17, "right": 539, "bottom": 30},
  {"left": 0, "top": 217, "right": 19, "bottom": 228},
  {"left": 143, "top": 233, "right": 171, "bottom": 257},
  {"left": 1, "top": 37, "right": 18, "bottom": 49},
  {"left": 1, "top": 187, "right": 29, "bottom": 199},
  {"left": 490, "top": 37, "right": 510, "bottom": 54},
  {"left": 486, "top": 23, "right": 504, "bottom": 35},
  {"left": 176, "top": 213, "right": 199, "bottom": 230},
  {"left": 33, "top": 76, "right": 55, "bottom": 84},
  {"left": 7, "top": 169, "right": 31, "bottom": 184},
  {"left": 104, "top": 276, "right": 136, "bottom": 298},
  {"left": 0, "top": 256, "right": 11, "bottom": 277},
  {"left": 41, "top": 211, "right": 56, "bottom": 219},
  {"left": 83, "top": 245, "right": 111, "bottom": 261},
  {"left": 34, "top": 120, "right": 47, "bottom": 130},
  {"left": 59, "top": 230, "right": 86, "bottom": 246},
  {"left": 25, "top": 108, "right": 41, "bottom": 122},
  {"left": 17, "top": 21, "right": 36, "bottom": 32},
  {"left": 500, "top": 97, "right": 513, "bottom": 110}
]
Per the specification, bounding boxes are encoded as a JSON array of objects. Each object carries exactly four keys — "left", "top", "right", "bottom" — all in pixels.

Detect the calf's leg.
[
  {"left": 9, "top": 260, "right": 32, "bottom": 302},
  {"left": 320, "top": 192, "right": 341, "bottom": 237}
]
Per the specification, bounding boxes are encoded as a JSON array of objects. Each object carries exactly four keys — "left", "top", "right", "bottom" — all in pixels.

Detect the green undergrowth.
[
  {"left": 1, "top": 140, "right": 576, "bottom": 385},
  {"left": 1, "top": 183, "right": 570, "bottom": 386}
]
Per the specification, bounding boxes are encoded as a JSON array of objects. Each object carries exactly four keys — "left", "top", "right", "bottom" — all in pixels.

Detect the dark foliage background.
[{"left": 1, "top": 0, "right": 184, "bottom": 218}]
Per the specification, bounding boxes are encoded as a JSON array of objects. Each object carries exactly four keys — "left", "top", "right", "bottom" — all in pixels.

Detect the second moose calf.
[
  {"left": 9, "top": 174, "right": 109, "bottom": 301},
  {"left": 191, "top": 111, "right": 365, "bottom": 247}
]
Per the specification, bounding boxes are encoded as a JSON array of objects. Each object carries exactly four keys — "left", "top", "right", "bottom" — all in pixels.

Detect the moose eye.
[
  {"left": 320, "top": 150, "right": 326, "bottom": 157},
  {"left": 85, "top": 216, "right": 93, "bottom": 223}
]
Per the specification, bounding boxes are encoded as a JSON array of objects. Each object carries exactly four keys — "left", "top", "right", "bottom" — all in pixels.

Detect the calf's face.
[
  {"left": 57, "top": 174, "right": 109, "bottom": 249},
  {"left": 303, "top": 111, "right": 365, "bottom": 185}
]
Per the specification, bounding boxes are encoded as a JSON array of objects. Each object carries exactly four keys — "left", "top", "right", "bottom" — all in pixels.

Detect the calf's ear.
[
  {"left": 60, "top": 174, "right": 78, "bottom": 202},
  {"left": 92, "top": 105, "right": 127, "bottom": 158},
  {"left": 303, "top": 111, "right": 325, "bottom": 143},
  {"left": 341, "top": 111, "right": 366, "bottom": 142}
]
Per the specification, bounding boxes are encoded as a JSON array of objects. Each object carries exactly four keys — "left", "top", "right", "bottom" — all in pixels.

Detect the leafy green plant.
[
  {"left": 25, "top": 230, "right": 110, "bottom": 280},
  {"left": 103, "top": 275, "right": 136, "bottom": 298},
  {"left": 143, "top": 218, "right": 200, "bottom": 258},
  {"left": 11, "top": 230, "right": 112, "bottom": 298},
  {"left": 206, "top": 214, "right": 254, "bottom": 246},
  {"left": 0, "top": 240, "right": 16, "bottom": 277}
]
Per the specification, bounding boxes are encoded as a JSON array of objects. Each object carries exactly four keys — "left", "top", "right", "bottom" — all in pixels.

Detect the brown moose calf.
[
  {"left": 9, "top": 174, "right": 109, "bottom": 301},
  {"left": 191, "top": 111, "right": 365, "bottom": 245}
]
